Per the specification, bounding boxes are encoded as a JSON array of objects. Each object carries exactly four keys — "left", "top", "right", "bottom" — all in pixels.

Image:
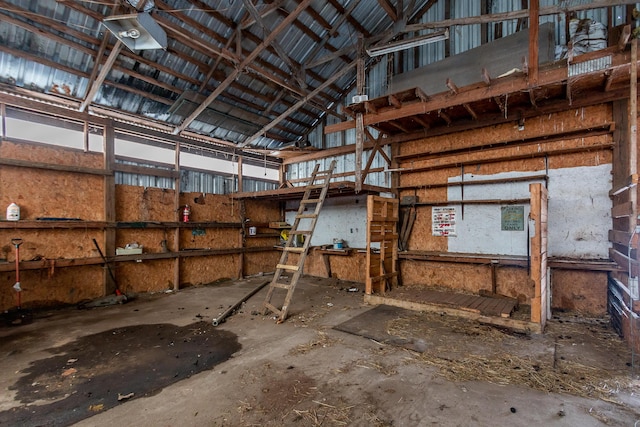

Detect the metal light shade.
[
  {"left": 102, "top": 12, "right": 167, "bottom": 51},
  {"left": 366, "top": 29, "right": 449, "bottom": 57}
]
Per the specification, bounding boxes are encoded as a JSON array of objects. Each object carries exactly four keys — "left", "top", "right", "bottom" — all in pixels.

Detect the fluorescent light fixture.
[
  {"left": 366, "top": 29, "right": 449, "bottom": 57},
  {"left": 102, "top": 12, "right": 167, "bottom": 51}
]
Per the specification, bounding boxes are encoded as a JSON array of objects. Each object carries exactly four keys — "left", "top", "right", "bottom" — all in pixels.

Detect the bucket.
[
  {"left": 333, "top": 238, "right": 344, "bottom": 249},
  {"left": 6, "top": 203, "right": 19, "bottom": 221}
]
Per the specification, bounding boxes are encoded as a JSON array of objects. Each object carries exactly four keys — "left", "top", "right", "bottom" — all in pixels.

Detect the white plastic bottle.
[{"left": 6, "top": 203, "right": 20, "bottom": 221}]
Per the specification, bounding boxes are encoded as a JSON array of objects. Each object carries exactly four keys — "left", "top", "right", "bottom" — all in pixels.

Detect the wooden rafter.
[
  {"left": 378, "top": 0, "right": 398, "bottom": 22},
  {"left": 79, "top": 42, "right": 122, "bottom": 113},
  {"left": 241, "top": 61, "right": 357, "bottom": 147},
  {"left": 405, "top": 0, "right": 640, "bottom": 32},
  {"left": 463, "top": 103, "right": 478, "bottom": 120},
  {"left": 325, "top": 48, "right": 633, "bottom": 134},
  {"left": 172, "top": 0, "right": 313, "bottom": 135}
]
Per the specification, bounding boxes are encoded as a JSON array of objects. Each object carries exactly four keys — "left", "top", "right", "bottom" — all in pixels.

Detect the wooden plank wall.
[
  {"left": 0, "top": 137, "right": 280, "bottom": 311},
  {"left": 396, "top": 104, "right": 614, "bottom": 315}
]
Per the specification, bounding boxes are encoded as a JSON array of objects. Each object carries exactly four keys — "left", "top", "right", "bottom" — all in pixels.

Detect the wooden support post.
[
  {"left": 238, "top": 199, "right": 246, "bottom": 279},
  {"left": 631, "top": 38, "right": 638, "bottom": 235},
  {"left": 173, "top": 139, "right": 181, "bottom": 291},
  {"left": 355, "top": 34, "right": 365, "bottom": 193},
  {"left": 83, "top": 121, "right": 89, "bottom": 153},
  {"left": 528, "top": 0, "right": 539, "bottom": 86},
  {"left": 237, "top": 155, "right": 244, "bottom": 193},
  {"left": 103, "top": 121, "right": 116, "bottom": 295},
  {"left": 1, "top": 103, "right": 5, "bottom": 140}
]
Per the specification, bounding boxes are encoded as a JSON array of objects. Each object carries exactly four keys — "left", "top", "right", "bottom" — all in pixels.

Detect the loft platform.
[{"left": 231, "top": 181, "right": 390, "bottom": 201}]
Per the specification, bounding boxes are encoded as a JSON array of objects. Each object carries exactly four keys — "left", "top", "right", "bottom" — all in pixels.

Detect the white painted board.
[{"left": 446, "top": 164, "right": 611, "bottom": 258}]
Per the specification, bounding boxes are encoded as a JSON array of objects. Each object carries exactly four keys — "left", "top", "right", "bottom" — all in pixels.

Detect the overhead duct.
[{"left": 103, "top": 12, "right": 167, "bottom": 51}]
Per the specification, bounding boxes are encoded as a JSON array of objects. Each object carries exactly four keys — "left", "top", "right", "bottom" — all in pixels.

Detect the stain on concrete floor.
[{"left": 0, "top": 322, "right": 240, "bottom": 427}]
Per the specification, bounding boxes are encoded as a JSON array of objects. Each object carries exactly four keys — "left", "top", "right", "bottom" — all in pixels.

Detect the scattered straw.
[{"left": 289, "top": 331, "right": 339, "bottom": 356}]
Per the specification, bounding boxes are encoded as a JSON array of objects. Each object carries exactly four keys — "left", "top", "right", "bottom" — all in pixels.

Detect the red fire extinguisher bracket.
[{"left": 182, "top": 205, "right": 191, "bottom": 222}]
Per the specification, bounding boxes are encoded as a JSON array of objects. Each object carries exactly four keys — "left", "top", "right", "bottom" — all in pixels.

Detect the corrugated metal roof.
[{"left": 0, "top": 0, "right": 636, "bottom": 155}]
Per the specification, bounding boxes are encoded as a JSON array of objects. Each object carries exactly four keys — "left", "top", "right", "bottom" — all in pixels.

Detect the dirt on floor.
[{"left": 0, "top": 275, "right": 638, "bottom": 427}]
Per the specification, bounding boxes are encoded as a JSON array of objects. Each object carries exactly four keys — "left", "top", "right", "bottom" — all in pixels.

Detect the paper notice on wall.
[{"left": 432, "top": 206, "right": 457, "bottom": 237}]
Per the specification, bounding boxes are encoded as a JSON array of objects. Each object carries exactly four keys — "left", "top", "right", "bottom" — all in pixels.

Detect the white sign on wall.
[{"left": 432, "top": 206, "right": 457, "bottom": 236}]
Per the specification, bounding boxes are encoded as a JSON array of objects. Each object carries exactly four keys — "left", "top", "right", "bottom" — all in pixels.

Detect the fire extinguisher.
[{"left": 182, "top": 204, "right": 191, "bottom": 222}]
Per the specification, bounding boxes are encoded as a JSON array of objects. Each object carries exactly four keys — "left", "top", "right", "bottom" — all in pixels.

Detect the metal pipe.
[{"left": 212, "top": 280, "right": 269, "bottom": 326}]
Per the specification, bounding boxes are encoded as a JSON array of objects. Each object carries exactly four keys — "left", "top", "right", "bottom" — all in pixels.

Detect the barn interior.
[{"left": 1, "top": 1, "right": 640, "bottom": 425}]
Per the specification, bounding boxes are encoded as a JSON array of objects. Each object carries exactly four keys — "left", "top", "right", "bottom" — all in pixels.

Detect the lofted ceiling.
[
  {"left": 0, "top": 0, "right": 436, "bottom": 153},
  {"left": 0, "top": 1, "right": 638, "bottom": 161}
]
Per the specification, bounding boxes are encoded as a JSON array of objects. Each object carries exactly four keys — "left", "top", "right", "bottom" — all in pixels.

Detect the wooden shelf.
[
  {"left": 399, "top": 251, "right": 620, "bottom": 271},
  {"left": 248, "top": 233, "right": 281, "bottom": 238},
  {"left": 0, "top": 246, "right": 277, "bottom": 272},
  {"left": 0, "top": 220, "right": 242, "bottom": 230}
]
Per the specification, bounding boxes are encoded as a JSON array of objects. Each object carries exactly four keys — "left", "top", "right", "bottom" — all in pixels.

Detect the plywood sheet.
[
  {"left": 551, "top": 270, "right": 608, "bottom": 316},
  {"left": 0, "top": 266, "right": 103, "bottom": 309},
  {"left": 399, "top": 105, "right": 611, "bottom": 158},
  {"left": 400, "top": 260, "right": 492, "bottom": 294}
]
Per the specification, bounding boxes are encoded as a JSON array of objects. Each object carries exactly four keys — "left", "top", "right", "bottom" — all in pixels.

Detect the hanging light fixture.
[
  {"left": 102, "top": 12, "right": 167, "bottom": 51},
  {"left": 366, "top": 29, "right": 449, "bottom": 57}
]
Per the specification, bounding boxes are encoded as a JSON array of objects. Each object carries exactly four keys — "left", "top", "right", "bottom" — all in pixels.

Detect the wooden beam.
[
  {"left": 388, "top": 94, "right": 402, "bottom": 108},
  {"left": 528, "top": 0, "right": 539, "bottom": 86},
  {"left": 172, "top": 0, "right": 313, "bottom": 135},
  {"left": 481, "top": 68, "right": 492, "bottom": 85},
  {"left": 629, "top": 37, "right": 638, "bottom": 233},
  {"left": 378, "top": 0, "right": 398, "bottom": 22},
  {"left": 528, "top": 89, "right": 538, "bottom": 108},
  {"left": 395, "top": 125, "right": 613, "bottom": 162},
  {"left": 103, "top": 121, "right": 116, "bottom": 294},
  {"left": 619, "top": 24, "right": 632, "bottom": 51},
  {"left": 365, "top": 101, "right": 378, "bottom": 114},
  {"left": 413, "top": 115, "right": 431, "bottom": 129},
  {"left": 446, "top": 78, "right": 459, "bottom": 94},
  {"left": 388, "top": 120, "right": 411, "bottom": 133},
  {"left": 438, "top": 109, "right": 452, "bottom": 125},
  {"left": 241, "top": 61, "right": 356, "bottom": 147},
  {"left": 400, "top": 143, "right": 613, "bottom": 174},
  {"left": 463, "top": 103, "right": 478, "bottom": 120},
  {"left": 405, "top": 0, "right": 640, "bottom": 32},
  {"left": 112, "top": 163, "right": 180, "bottom": 178},
  {"left": 0, "top": 157, "right": 110, "bottom": 176},
  {"left": 325, "top": 49, "right": 630, "bottom": 134},
  {"left": 355, "top": 35, "right": 365, "bottom": 193},
  {"left": 415, "top": 87, "right": 430, "bottom": 102}
]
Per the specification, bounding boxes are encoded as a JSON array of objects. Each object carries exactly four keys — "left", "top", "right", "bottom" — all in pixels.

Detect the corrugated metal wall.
[
  {"left": 116, "top": 160, "right": 277, "bottom": 194},
  {"left": 305, "top": 1, "right": 638, "bottom": 190}
]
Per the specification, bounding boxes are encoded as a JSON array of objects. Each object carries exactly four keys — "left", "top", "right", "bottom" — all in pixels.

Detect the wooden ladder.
[{"left": 263, "top": 160, "right": 336, "bottom": 323}]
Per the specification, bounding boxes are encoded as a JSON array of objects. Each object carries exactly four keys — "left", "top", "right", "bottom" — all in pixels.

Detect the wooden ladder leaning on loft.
[{"left": 263, "top": 160, "right": 337, "bottom": 323}]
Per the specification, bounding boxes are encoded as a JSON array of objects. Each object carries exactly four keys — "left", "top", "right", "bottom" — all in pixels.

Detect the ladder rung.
[
  {"left": 289, "top": 230, "right": 311, "bottom": 235},
  {"left": 276, "top": 263, "right": 299, "bottom": 271},
  {"left": 284, "top": 246, "right": 305, "bottom": 252},
  {"left": 264, "top": 302, "right": 282, "bottom": 315},
  {"left": 296, "top": 214, "right": 318, "bottom": 219},
  {"left": 271, "top": 282, "right": 292, "bottom": 289},
  {"left": 300, "top": 198, "right": 321, "bottom": 204}
]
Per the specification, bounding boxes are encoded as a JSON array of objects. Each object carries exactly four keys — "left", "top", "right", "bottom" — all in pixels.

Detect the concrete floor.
[{"left": 0, "top": 275, "right": 639, "bottom": 426}]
